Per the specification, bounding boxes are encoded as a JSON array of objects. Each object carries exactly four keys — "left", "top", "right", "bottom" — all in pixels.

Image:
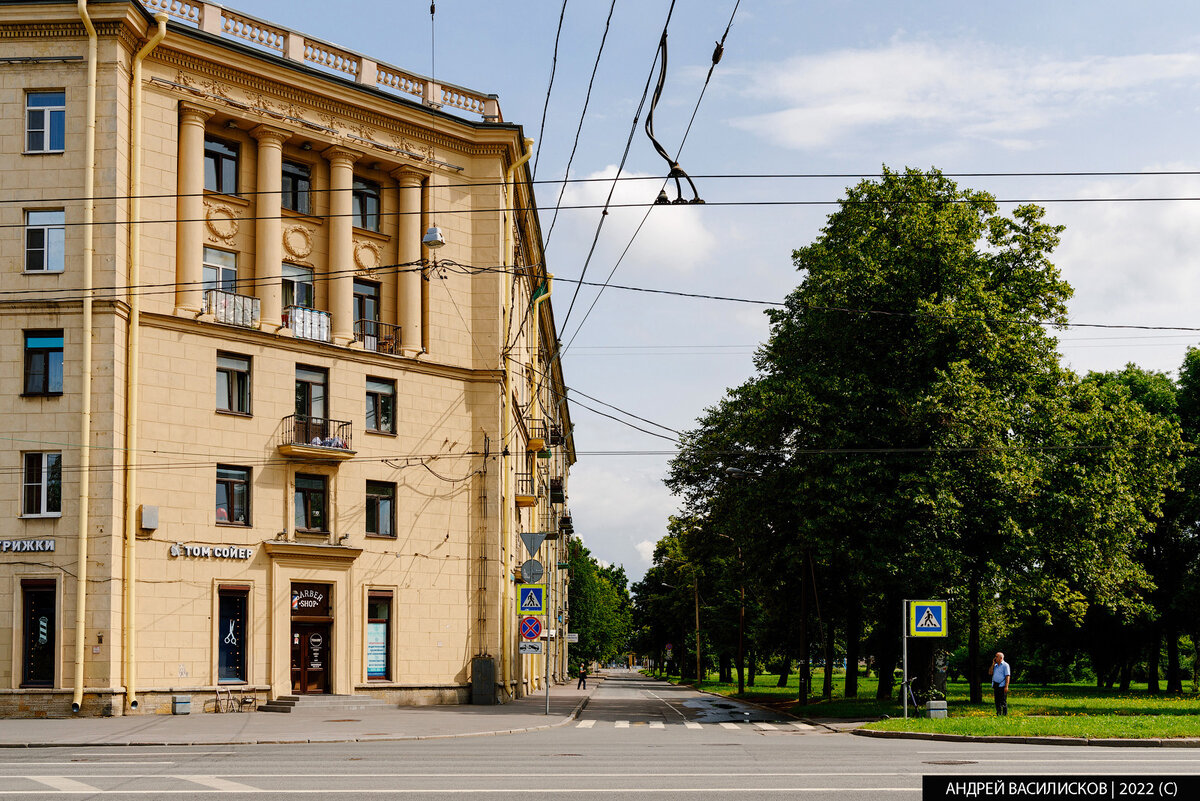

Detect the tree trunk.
[
  {"left": 719, "top": 652, "right": 732, "bottom": 684},
  {"left": 968, "top": 571, "right": 982, "bottom": 704},
  {"left": 822, "top": 622, "right": 835, "bottom": 699},
  {"left": 798, "top": 552, "right": 810, "bottom": 705},
  {"left": 747, "top": 645, "right": 756, "bottom": 687},
  {"left": 1167, "top": 631, "right": 1183, "bottom": 693},
  {"left": 874, "top": 617, "right": 899, "bottom": 701},
  {"left": 776, "top": 653, "right": 790, "bottom": 687},
  {"left": 845, "top": 604, "right": 861, "bottom": 699},
  {"left": 1119, "top": 661, "right": 1133, "bottom": 692},
  {"left": 1147, "top": 631, "right": 1161, "bottom": 694}
]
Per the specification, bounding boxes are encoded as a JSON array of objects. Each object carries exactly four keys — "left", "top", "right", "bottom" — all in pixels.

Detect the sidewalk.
[{"left": 0, "top": 678, "right": 603, "bottom": 748}]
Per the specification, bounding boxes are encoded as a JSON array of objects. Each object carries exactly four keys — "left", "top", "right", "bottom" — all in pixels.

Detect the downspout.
[
  {"left": 500, "top": 138, "right": 532, "bottom": 699},
  {"left": 72, "top": 0, "right": 97, "bottom": 715},
  {"left": 530, "top": 273, "right": 551, "bottom": 693},
  {"left": 123, "top": 11, "right": 168, "bottom": 715}
]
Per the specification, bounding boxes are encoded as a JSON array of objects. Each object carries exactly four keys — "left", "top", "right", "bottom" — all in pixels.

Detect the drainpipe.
[
  {"left": 500, "top": 138, "right": 532, "bottom": 698},
  {"left": 72, "top": 0, "right": 97, "bottom": 715},
  {"left": 530, "top": 273, "right": 551, "bottom": 695},
  {"left": 123, "top": 11, "right": 168, "bottom": 715}
]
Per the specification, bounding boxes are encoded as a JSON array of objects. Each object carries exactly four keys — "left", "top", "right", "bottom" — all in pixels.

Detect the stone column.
[
  {"left": 323, "top": 147, "right": 359, "bottom": 346},
  {"left": 251, "top": 125, "right": 289, "bottom": 331},
  {"left": 176, "top": 103, "right": 214, "bottom": 315},
  {"left": 392, "top": 167, "right": 425, "bottom": 356}
]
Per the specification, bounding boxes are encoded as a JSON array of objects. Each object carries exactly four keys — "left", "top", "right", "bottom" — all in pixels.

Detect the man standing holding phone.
[{"left": 990, "top": 652, "right": 1011, "bottom": 715}]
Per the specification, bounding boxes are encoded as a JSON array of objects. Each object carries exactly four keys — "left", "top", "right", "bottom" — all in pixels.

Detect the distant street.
[{"left": 0, "top": 672, "right": 1197, "bottom": 799}]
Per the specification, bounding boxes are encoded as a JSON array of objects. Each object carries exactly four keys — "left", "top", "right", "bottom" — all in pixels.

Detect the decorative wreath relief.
[
  {"left": 354, "top": 240, "right": 381, "bottom": 272},
  {"left": 283, "top": 225, "right": 314, "bottom": 260},
  {"left": 204, "top": 202, "right": 240, "bottom": 244}
]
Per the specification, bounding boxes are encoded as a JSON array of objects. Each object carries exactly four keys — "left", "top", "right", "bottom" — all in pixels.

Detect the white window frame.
[
  {"left": 22, "top": 452, "right": 62, "bottom": 518},
  {"left": 203, "top": 247, "right": 238, "bottom": 293},
  {"left": 26, "top": 91, "right": 65, "bottom": 154},
  {"left": 25, "top": 210, "right": 65, "bottom": 273}
]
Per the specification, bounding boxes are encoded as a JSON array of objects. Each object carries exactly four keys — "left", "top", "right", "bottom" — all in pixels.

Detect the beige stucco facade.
[{"left": 0, "top": 0, "right": 574, "bottom": 717}]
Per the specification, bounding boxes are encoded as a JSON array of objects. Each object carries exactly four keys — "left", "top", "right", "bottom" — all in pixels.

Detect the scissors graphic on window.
[{"left": 224, "top": 620, "right": 237, "bottom": 646}]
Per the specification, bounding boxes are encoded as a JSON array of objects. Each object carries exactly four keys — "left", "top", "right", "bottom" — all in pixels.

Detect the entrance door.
[{"left": 290, "top": 622, "right": 331, "bottom": 694}]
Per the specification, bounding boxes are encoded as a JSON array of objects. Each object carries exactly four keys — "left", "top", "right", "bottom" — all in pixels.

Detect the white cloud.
[
  {"left": 727, "top": 42, "right": 1200, "bottom": 152},
  {"left": 634, "top": 540, "right": 656, "bottom": 563}
]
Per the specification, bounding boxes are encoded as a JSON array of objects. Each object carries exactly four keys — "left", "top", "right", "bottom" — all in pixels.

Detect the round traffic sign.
[
  {"left": 520, "top": 616, "right": 542, "bottom": 640},
  {"left": 521, "top": 558, "right": 544, "bottom": 584}
]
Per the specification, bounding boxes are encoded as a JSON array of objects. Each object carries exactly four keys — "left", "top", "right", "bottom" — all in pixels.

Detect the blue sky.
[{"left": 225, "top": 0, "right": 1200, "bottom": 580}]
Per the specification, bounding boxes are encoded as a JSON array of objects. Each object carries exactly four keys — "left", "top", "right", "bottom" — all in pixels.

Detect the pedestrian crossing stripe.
[
  {"left": 570, "top": 720, "right": 812, "bottom": 731},
  {"left": 516, "top": 584, "right": 545, "bottom": 614},
  {"left": 908, "top": 599, "right": 948, "bottom": 637}
]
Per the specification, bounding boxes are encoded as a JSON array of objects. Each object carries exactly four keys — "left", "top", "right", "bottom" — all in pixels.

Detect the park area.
[{"left": 651, "top": 670, "right": 1200, "bottom": 739}]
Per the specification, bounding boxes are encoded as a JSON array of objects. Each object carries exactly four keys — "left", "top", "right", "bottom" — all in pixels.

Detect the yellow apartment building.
[{"left": 0, "top": 0, "right": 574, "bottom": 716}]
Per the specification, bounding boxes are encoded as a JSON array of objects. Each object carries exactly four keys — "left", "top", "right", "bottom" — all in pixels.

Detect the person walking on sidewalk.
[
  {"left": 989, "top": 652, "right": 1011, "bottom": 715},
  {"left": 577, "top": 663, "right": 588, "bottom": 689}
]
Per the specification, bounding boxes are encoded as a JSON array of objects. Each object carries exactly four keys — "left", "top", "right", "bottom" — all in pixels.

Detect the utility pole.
[
  {"left": 693, "top": 569, "right": 701, "bottom": 685},
  {"left": 798, "top": 550, "right": 809, "bottom": 707}
]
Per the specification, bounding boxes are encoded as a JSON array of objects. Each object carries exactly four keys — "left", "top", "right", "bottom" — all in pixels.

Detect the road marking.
[
  {"left": 649, "top": 721, "right": 665, "bottom": 729},
  {"left": 0, "top": 788, "right": 922, "bottom": 795},
  {"left": 74, "top": 752, "right": 233, "bottom": 757},
  {"left": 644, "top": 691, "right": 687, "bottom": 721},
  {"left": 29, "top": 777, "right": 100, "bottom": 793},
  {"left": 615, "top": 720, "right": 630, "bottom": 728},
  {"left": 755, "top": 723, "right": 778, "bottom": 731},
  {"left": 790, "top": 723, "right": 817, "bottom": 731},
  {"left": 176, "top": 775, "right": 259, "bottom": 792},
  {"left": 0, "top": 762, "right": 174, "bottom": 767},
  {"left": 576, "top": 720, "right": 595, "bottom": 728},
  {"left": 684, "top": 721, "right": 702, "bottom": 729},
  {"left": 719, "top": 722, "right": 741, "bottom": 730}
]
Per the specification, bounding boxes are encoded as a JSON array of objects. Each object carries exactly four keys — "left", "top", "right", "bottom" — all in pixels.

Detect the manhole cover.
[{"left": 924, "top": 760, "right": 978, "bottom": 765}]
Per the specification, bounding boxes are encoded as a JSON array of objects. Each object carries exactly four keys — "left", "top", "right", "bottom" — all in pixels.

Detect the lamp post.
[{"left": 661, "top": 558, "right": 702, "bottom": 685}]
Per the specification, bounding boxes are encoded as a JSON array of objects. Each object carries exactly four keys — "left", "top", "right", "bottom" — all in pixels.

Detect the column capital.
[
  {"left": 390, "top": 166, "right": 428, "bottom": 186},
  {"left": 250, "top": 124, "right": 291, "bottom": 147},
  {"left": 322, "top": 146, "right": 361, "bottom": 167},
  {"left": 178, "top": 101, "right": 215, "bottom": 125}
]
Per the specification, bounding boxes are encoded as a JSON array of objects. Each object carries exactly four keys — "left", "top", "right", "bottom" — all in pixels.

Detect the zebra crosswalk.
[{"left": 575, "top": 720, "right": 820, "bottom": 732}]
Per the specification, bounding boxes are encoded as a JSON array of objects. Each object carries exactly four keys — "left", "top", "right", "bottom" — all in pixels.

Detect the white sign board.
[
  {"left": 566, "top": 633, "right": 579, "bottom": 643},
  {"left": 519, "top": 641, "right": 544, "bottom": 655}
]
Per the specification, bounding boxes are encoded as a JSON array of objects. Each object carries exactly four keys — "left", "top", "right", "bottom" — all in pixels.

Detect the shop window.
[
  {"left": 23, "top": 330, "right": 63, "bottom": 396},
  {"left": 217, "top": 587, "right": 249, "bottom": 683},
  {"left": 217, "top": 353, "right": 251, "bottom": 415},
  {"left": 295, "top": 473, "right": 327, "bottom": 532},
  {"left": 216, "top": 465, "right": 250, "bottom": 525},
  {"left": 366, "top": 480, "right": 395, "bottom": 538},
  {"left": 367, "top": 592, "right": 392, "bottom": 680},
  {"left": 22, "top": 452, "right": 61, "bottom": 518},
  {"left": 204, "top": 136, "right": 239, "bottom": 194},
  {"left": 282, "top": 160, "right": 311, "bottom": 214},
  {"left": 352, "top": 178, "right": 380, "bottom": 231},
  {"left": 26, "top": 91, "right": 65, "bottom": 153},
  {"left": 25, "top": 210, "right": 65, "bottom": 273},
  {"left": 21, "top": 580, "right": 56, "bottom": 687},
  {"left": 365, "top": 377, "right": 395, "bottom": 434}
]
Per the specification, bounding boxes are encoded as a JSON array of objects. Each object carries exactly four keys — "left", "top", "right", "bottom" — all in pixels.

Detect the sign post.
[{"left": 902, "top": 599, "right": 949, "bottom": 719}]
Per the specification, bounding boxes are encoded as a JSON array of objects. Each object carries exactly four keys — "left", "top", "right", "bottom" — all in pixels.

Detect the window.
[
  {"left": 282, "top": 264, "right": 314, "bottom": 309},
  {"left": 216, "top": 465, "right": 250, "bottom": 525},
  {"left": 352, "top": 178, "right": 380, "bottom": 231},
  {"left": 203, "top": 247, "right": 237, "bottom": 293},
  {"left": 23, "top": 330, "right": 63, "bottom": 396},
  {"left": 26, "top": 91, "right": 65, "bottom": 153},
  {"left": 295, "top": 473, "right": 327, "bottom": 532},
  {"left": 204, "top": 136, "right": 239, "bottom": 194},
  {"left": 25, "top": 210, "right": 65, "bottom": 273},
  {"left": 366, "top": 481, "right": 395, "bottom": 538},
  {"left": 217, "top": 587, "right": 248, "bottom": 683},
  {"left": 353, "top": 279, "right": 379, "bottom": 323},
  {"left": 296, "top": 366, "right": 327, "bottom": 420},
  {"left": 22, "top": 452, "right": 61, "bottom": 517},
  {"left": 282, "top": 161, "right": 311, "bottom": 214},
  {"left": 365, "top": 377, "right": 395, "bottom": 434},
  {"left": 217, "top": 353, "right": 251, "bottom": 415},
  {"left": 21, "top": 580, "right": 56, "bottom": 687},
  {"left": 366, "top": 592, "right": 392, "bottom": 680}
]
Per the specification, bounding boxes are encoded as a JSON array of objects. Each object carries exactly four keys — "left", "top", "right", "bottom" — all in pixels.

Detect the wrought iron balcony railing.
[
  {"left": 278, "top": 414, "right": 354, "bottom": 459},
  {"left": 354, "top": 318, "right": 401, "bottom": 354}
]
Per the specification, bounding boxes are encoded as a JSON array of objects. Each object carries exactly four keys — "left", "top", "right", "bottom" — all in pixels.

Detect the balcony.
[
  {"left": 515, "top": 472, "right": 537, "bottom": 508},
  {"left": 278, "top": 414, "right": 355, "bottom": 461},
  {"left": 548, "top": 423, "right": 564, "bottom": 446},
  {"left": 284, "top": 306, "right": 331, "bottom": 343},
  {"left": 205, "top": 289, "right": 260, "bottom": 329},
  {"left": 549, "top": 477, "right": 565, "bottom": 505},
  {"left": 559, "top": 514, "right": 573, "bottom": 536},
  {"left": 526, "top": 421, "right": 546, "bottom": 453},
  {"left": 354, "top": 319, "right": 401, "bottom": 354}
]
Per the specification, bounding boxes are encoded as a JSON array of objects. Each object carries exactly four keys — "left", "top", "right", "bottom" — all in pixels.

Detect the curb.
[
  {"left": 0, "top": 683, "right": 601, "bottom": 749},
  {"left": 852, "top": 729, "right": 1200, "bottom": 748}
]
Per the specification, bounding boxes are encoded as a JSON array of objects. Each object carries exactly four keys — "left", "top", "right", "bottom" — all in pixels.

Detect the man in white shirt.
[{"left": 989, "top": 652, "right": 1011, "bottom": 715}]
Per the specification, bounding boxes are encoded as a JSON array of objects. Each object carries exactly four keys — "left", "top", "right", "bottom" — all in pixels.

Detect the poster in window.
[{"left": 367, "top": 621, "right": 388, "bottom": 679}]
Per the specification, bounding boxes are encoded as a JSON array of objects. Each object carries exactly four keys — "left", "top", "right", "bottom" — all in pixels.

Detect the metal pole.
[
  {"left": 902, "top": 599, "right": 908, "bottom": 720},
  {"left": 693, "top": 570, "right": 701, "bottom": 686},
  {"left": 545, "top": 632, "right": 550, "bottom": 714}
]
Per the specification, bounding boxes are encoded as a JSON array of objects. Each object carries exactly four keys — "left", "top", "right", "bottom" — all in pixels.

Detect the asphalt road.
[{"left": 1, "top": 672, "right": 1197, "bottom": 799}]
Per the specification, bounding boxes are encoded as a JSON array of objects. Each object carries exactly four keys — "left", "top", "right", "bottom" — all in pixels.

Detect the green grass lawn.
[{"left": 645, "top": 669, "right": 1200, "bottom": 737}]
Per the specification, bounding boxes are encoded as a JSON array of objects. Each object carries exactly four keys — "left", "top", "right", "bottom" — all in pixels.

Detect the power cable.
[{"left": 532, "top": 0, "right": 570, "bottom": 181}]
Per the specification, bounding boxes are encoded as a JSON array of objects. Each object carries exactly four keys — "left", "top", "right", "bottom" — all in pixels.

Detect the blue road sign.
[
  {"left": 909, "top": 600, "right": 948, "bottom": 637},
  {"left": 517, "top": 584, "right": 545, "bottom": 614}
]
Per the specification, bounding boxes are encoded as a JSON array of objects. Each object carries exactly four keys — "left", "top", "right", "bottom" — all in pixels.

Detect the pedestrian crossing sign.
[
  {"left": 517, "top": 584, "right": 545, "bottom": 615},
  {"left": 908, "top": 600, "right": 948, "bottom": 637}
]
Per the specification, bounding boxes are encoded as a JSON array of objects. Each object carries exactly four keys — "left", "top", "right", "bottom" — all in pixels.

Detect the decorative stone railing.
[{"left": 139, "top": 0, "right": 500, "bottom": 121}]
